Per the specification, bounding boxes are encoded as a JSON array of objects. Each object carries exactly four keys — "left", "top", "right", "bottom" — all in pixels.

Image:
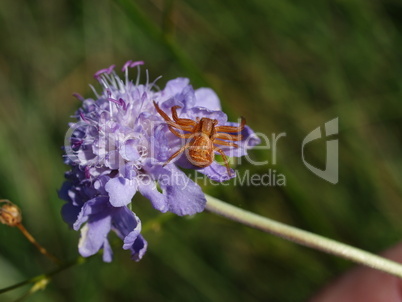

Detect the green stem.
[
  {"left": 205, "top": 194, "right": 402, "bottom": 279},
  {"left": 0, "top": 213, "right": 177, "bottom": 296},
  {"left": 5, "top": 194, "right": 400, "bottom": 296},
  {"left": 0, "top": 257, "right": 85, "bottom": 295}
]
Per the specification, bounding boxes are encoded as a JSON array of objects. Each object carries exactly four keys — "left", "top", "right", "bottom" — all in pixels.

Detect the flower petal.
[
  {"left": 198, "top": 162, "right": 236, "bottom": 182},
  {"left": 111, "top": 206, "right": 147, "bottom": 261},
  {"left": 162, "top": 78, "right": 190, "bottom": 100},
  {"left": 121, "top": 216, "right": 141, "bottom": 250},
  {"left": 194, "top": 88, "right": 221, "bottom": 111},
  {"left": 78, "top": 214, "right": 112, "bottom": 257},
  {"left": 151, "top": 124, "right": 176, "bottom": 163},
  {"left": 105, "top": 177, "right": 137, "bottom": 207},
  {"left": 164, "top": 167, "right": 206, "bottom": 215},
  {"left": 120, "top": 139, "right": 141, "bottom": 161},
  {"left": 160, "top": 81, "right": 196, "bottom": 111},
  {"left": 188, "top": 107, "right": 227, "bottom": 125},
  {"left": 58, "top": 181, "right": 73, "bottom": 202},
  {"left": 105, "top": 150, "right": 124, "bottom": 170},
  {"left": 137, "top": 176, "right": 169, "bottom": 213},
  {"left": 102, "top": 238, "right": 113, "bottom": 263},
  {"left": 144, "top": 163, "right": 206, "bottom": 215},
  {"left": 73, "top": 196, "right": 110, "bottom": 230},
  {"left": 61, "top": 202, "right": 81, "bottom": 227},
  {"left": 128, "top": 235, "right": 147, "bottom": 261},
  {"left": 112, "top": 206, "right": 140, "bottom": 241}
]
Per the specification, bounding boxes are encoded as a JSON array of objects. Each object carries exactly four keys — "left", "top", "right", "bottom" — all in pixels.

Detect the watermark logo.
[
  {"left": 301, "top": 118, "right": 338, "bottom": 184},
  {"left": 63, "top": 116, "right": 339, "bottom": 187}
]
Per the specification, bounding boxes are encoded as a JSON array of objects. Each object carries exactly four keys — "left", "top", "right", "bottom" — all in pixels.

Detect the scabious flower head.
[{"left": 60, "top": 61, "right": 260, "bottom": 261}]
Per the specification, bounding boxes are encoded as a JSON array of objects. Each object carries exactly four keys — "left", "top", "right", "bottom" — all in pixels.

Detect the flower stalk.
[
  {"left": 15, "top": 223, "right": 61, "bottom": 265},
  {"left": 0, "top": 257, "right": 85, "bottom": 295},
  {"left": 0, "top": 200, "right": 61, "bottom": 265},
  {"left": 205, "top": 194, "right": 402, "bottom": 279}
]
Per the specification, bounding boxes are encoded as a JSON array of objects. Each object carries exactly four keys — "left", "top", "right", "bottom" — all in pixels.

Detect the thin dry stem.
[{"left": 16, "top": 223, "right": 61, "bottom": 265}]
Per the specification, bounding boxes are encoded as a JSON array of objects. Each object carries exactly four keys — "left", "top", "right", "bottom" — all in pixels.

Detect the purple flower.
[
  {"left": 153, "top": 78, "right": 261, "bottom": 182},
  {"left": 60, "top": 61, "right": 259, "bottom": 261}
]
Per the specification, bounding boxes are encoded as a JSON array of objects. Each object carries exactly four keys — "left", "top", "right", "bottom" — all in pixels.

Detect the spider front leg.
[
  {"left": 171, "top": 106, "right": 197, "bottom": 128},
  {"left": 153, "top": 101, "right": 194, "bottom": 132}
]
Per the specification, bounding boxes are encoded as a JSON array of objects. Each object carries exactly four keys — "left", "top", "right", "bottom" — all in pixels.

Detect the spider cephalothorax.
[{"left": 154, "top": 101, "right": 245, "bottom": 176}]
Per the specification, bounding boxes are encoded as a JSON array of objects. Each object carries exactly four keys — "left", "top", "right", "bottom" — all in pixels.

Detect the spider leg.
[
  {"left": 215, "top": 117, "right": 246, "bottom": 133},
  {"left": 154, "top": 101, "right": 194, "bottom": 131},
  {"left": 171, "top": 106, "right": 197, "bottom": 127},
  {"left": 214, "top": 147, "right": 232, "bottom": 177},
  {"left": 163, "top": 142, "right": 192, "bottom": 166},
  {"left": 154, "top": 101, "right": 173, "bottom": 123},
  {"left": 212, "top": 133, "right": 243, "bottom": 141},
  {"left": 168, "top": 126, "right": 195, "bottom": 139},
  {"left": 166, "top": 121, "right": 195, "bottom": 132},
  {"left": 212, "top": 139, "right": 239, "bottom": 148}
]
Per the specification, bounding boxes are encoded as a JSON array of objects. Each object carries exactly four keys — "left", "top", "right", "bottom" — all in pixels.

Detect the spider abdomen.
[{"left": 187, "top": 136, "right": 214, "bottom": 167}]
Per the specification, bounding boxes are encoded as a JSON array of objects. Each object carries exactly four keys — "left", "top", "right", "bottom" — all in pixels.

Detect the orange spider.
[{"left": 153, "top": 101, "right": 246, "bottom": 176}]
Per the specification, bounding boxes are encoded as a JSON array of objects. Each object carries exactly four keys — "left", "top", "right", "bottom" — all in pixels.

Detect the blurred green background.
[{"left": 1, "top": 0, "right": 402, "bottom": 301}]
